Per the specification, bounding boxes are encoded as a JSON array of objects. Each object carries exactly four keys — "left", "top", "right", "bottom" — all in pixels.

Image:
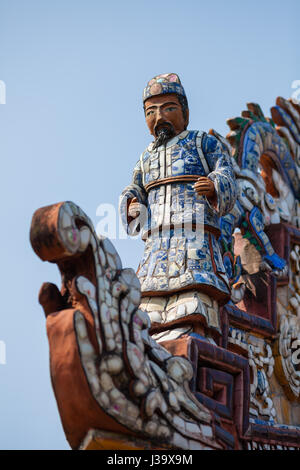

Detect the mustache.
[{"left": 153, "top": 122, "right": 176, "bottom": 149}]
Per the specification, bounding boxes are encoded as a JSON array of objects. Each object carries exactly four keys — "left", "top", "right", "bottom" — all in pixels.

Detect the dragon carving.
[{"left": 30, "top": 201, "right": 222, "bottom": 450}]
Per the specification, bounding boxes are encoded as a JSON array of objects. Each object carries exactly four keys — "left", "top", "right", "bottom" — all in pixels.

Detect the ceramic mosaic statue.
[
  {"left": 120, "top": 74, "right": 237, "bottom": 340},
  {"left": 30, "top": 83, "right": 300, "bottom": 450}
]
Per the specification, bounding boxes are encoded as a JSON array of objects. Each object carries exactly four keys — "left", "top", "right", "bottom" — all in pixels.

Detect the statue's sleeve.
[
  {"left": 202, "top": 133, "right": 237, "bottom": 217},
  {"left": 119, "top": 157, "right": 148, "bottom": 235}
]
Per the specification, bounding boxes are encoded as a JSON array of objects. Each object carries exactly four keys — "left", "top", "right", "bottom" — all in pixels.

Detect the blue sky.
[{"left": 0, "top": 0, "right": 299, "bottom": 449}]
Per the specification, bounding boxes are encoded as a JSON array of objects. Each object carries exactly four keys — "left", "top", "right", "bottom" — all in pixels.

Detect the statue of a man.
[{"left": 120, "top": 74, "right": 237, "bottom": 341}]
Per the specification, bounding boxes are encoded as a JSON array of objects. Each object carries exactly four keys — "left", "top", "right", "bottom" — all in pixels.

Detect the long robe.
[{"left": 120, "top": 130, "right": 237, "bottom": 303}]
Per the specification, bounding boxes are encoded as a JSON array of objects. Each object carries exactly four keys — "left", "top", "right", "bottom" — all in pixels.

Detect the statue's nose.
[{"left": 155, "top": 108, "right": 164, "bottom": 125}]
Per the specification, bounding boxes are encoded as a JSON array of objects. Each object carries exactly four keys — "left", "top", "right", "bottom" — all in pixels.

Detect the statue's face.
[{"left": 144, "top": 93, "right": 188, "bottom": 139}]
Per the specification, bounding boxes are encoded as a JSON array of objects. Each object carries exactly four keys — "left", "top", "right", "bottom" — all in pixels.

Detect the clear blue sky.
[{"left": 0, "top": 0, "right": 299, "bottom": 449}]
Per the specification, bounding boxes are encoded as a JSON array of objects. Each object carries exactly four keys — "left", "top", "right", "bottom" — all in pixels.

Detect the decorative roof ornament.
[{"left": 30, "top": 76, "right": 300, "bottom": 450}]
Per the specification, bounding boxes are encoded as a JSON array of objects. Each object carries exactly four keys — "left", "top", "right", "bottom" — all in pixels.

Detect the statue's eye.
[
  {"left": 165, "top": 107, "right": 176, "bottom": 112},
  {"left": 146, "top": 110, "right": 155, "bottom": 116}
]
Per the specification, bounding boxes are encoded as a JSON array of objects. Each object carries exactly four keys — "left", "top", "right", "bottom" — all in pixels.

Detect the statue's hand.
[
  {"left": 128, "top": 197, "right": 141, "bottom": 219},
  {"left": 194, "top": 177, "right": 217, "bottom": 205}
]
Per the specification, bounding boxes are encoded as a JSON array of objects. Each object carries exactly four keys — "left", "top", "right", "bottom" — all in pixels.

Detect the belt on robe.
[{"left": 144, "top": 175, "right": 204, "bottom": 192}]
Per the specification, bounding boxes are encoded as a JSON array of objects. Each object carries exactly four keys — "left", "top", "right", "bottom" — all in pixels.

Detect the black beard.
[{"left": 153, "top": 124, "right": 176, "bottom": 149}]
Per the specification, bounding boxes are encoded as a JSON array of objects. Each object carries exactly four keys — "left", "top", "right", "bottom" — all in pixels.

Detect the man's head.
[{"left": 143, "top": 74, "right": 189, "bottom": 148}]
